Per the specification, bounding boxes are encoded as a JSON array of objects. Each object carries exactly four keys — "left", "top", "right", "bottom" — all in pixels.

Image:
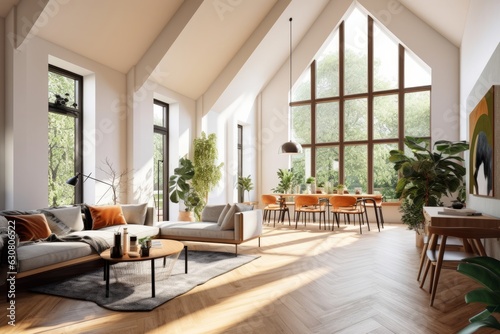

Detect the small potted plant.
[
  {"left": 238, "top": 175, "right": 254, "bottom": 202},
  {"left": 336, "top": 184, "right": 345, "bottom": 194},
  {"left": 139, "top": 237, "right": 152, "bottom": 257},
  {"left": 306, "top": 177, "right": 316, "bottom": 194}
]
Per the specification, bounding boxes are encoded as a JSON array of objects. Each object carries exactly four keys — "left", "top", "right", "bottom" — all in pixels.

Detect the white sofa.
[{"left": 0, "top": 203, "right": 262, "bottom": 281}]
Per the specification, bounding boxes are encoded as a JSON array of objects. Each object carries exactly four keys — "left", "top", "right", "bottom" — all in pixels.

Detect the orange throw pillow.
[
  {"left": 4, "top": 214, "right": 52, "bottom": 241},
  {"left": 88, "top": 205, "right": 127, "bottom": 230}
]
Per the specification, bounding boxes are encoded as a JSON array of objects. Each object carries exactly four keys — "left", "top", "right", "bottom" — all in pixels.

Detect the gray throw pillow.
[
  {"left": 201, "top": 204, "right": 227, "bottom": 223},
  {"left": 219, "top": 203, "right": 253, "bottom": 231},
  {"left": 217, "top": 204, "right": 231, "bottom": 226}
]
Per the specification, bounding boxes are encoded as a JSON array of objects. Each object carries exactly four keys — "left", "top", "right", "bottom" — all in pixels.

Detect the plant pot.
[
  {"left": 141, "top": 246, "right": 150, "bottom": 257},
  {"left": 415, "top": 231, "right": 424, "bottom": 248},
  {"left": 178, "top": 211, "right": 195, "bottom": 222}
]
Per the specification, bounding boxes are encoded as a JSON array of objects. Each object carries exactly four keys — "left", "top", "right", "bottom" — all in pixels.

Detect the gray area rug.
[{"left": 30, "top": 251, "right": 259, "bottom": 312}]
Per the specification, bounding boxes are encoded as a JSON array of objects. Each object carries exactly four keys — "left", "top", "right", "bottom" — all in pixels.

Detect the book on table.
[{"left": 439, "top": 207, "right": 482, "bottom": 216}]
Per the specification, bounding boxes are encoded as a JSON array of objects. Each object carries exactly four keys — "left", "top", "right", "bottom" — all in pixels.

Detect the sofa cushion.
[
  {"left": 217, "top": 204, "right": 231, "bottom": 226},
  {"left": 201, "top": 204, "right": 227, "bottom": 223},
  {"left": 158, "top": 221, "right": 234, "bottom": 240},
  {"left": 121, "top": 203, "right": 148, "bottom": 225},
  {"left": 87, "top": 205, "right": 127, "bottom": 230},
  {"left": 40, "top": 206, "right": 84, "bottom": 234},
  {"left": 4, "top": 214, "right": 52, "bottom": 241},
  {"left": 220, "top": 204, "right": 254, "bottom": 231},
  {"left": 16, "top": 241, "right": 95, "bottom": 273}
]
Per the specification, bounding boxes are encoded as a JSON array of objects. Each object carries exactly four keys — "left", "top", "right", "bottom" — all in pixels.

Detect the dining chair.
[
  {"left": 420, "top": 226, "right": 500, "bottom": 306},
  {"left": 363, "top": 196, "right": 385, "bottom": 229},
  {"left": 329, "top": 195, "right": 369, "bottom": 233},
  {"left": 261, "top": 194, "right": 290, "bottom": 227},
  {"left": 294, "top": 195, "right": 327, "bottom": 229}
]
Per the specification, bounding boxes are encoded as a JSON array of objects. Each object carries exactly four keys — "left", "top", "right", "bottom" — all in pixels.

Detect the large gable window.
[{"left": 290, "top": 7, "right": 431, "bottom": 200}]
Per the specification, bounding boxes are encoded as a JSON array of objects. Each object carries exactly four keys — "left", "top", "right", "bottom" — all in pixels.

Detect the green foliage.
[
  {"left": 272, "top": 169, "right": 292, "bottom": 193},
  {"left": 306, "top": 177, "right": 315, "bottom": 184},
  {"left": 457, "top": 257, "right": 500, "bottom": 333},
  {"left": 168, "top": 157, "right": 201, "bottom": 213},
  {"left": 192, "top": 132, "right": 224, "bottom": 218},
  {"left": 389, "top": 136, "right": 469, "bottom": 230},
  {"left": 238, "top": 175, "right": 253, "bottom": 201}
]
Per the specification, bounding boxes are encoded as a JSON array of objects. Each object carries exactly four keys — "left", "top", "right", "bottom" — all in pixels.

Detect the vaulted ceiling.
[{"left": 1, "top": 0, "right": 470, "bottom": 103}]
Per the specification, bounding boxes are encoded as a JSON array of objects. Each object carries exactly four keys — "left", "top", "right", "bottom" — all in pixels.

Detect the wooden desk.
[{"left": 423, "top": 206, "right": 500, "bottom": 228}]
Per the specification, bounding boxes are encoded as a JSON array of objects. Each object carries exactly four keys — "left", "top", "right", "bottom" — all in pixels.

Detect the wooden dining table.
[{"left": 265, "top": 193, "right": 384, "bottom": 230}]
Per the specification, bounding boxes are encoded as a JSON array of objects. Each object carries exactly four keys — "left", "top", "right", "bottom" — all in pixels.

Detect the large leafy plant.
[
  {"left": 389, "top": 136, "right": 469, "bottom": 231},
  {"left": 457, "top": 256, "right": 500, "bottom": 333},
  {"left": 168, "top": 157, "right": 201, "bottom": 213},
  {"left": 192, "top": 132, "right": 224, "bottom": 218}
]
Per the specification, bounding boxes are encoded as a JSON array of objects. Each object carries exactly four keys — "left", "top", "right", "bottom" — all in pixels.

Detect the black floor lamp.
[{"left": 66, "top": 172, "right": 114, "bottom": 204}]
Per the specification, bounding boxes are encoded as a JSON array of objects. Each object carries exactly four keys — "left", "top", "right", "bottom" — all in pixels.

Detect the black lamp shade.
[
  {"left": 66, "top": 174, "right": 80, "bottom": 186},
  {"left": 278, "top": 141, "right": 303, "bottom": 154}
]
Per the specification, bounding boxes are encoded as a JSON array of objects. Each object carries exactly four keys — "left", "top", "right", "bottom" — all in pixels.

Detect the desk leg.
[
  {"left": 151, "top": 259, "right": 155, "bottom": 298},
  {"left": 105, "top": 261, "right": 110, "bottom": 298}
]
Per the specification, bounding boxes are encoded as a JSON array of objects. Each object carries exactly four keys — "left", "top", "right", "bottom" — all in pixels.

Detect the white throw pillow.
[
  {"left": 121, "top": 203, "right": 148, "bottom": 225},
  {"left": 41, "top": 206, "right": 84, "bottom": 233}
]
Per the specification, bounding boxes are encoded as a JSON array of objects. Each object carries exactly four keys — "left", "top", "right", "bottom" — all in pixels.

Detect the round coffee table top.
[{"left": 101, "top": 239, "right": 184, "bottom": 262}]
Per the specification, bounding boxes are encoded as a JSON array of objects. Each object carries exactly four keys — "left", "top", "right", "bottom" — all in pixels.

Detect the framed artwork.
[{"left": 469, "top": 85, "right": 499, "bottom": 198}]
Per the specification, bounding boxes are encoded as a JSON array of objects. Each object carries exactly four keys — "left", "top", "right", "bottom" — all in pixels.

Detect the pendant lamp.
[{"left": 279, "top": 17, "right": 303, "bottom": 154}]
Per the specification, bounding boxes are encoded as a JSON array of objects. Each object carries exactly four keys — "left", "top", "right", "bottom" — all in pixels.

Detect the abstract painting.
[{"left": 469, "top": 85, "right": 499, "bottom": 198}]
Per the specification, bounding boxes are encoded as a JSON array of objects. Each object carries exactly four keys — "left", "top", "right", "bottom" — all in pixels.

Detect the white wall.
[
  {"left": 460, "top": 0, "right": 500, "bottom": 257},
  {"left": 4, "top": 9, "right": 129, "bottom": 209},
  {"left": 259, "top": 0, "right": 460, "bottom": 208}
]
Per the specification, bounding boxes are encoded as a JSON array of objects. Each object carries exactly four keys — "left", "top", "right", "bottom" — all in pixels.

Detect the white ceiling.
[{"left": 1, "top": 0, "right": 470, "bottom": 101}]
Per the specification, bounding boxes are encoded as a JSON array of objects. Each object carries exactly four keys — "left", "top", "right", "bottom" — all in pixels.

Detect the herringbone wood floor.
[{"left": 1, "top": 222, "right": 497, "bottom": 334}]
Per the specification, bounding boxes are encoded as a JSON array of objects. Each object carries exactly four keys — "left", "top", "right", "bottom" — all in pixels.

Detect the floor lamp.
[{"left": 66, "top": 172, "right": 114, "bottom": 204}]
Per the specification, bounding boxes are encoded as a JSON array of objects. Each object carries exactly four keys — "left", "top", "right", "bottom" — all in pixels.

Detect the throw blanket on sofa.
[{"left": 40, "top": 233, "right": 110, "bottom": 254}]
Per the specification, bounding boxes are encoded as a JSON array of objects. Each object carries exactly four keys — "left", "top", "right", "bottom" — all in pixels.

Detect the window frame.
[
  {"left": 290, "top": 15, "right": 431, "bottom": 194},
  {"left": 48, "top": 64, "right": 84, "bottom": 204},
  {"left": 154, "top": 99, "right": 169, "bottom": 220}
]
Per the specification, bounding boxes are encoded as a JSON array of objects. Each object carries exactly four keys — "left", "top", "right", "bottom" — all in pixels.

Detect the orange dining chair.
[
  {"left": 420, "top": 226, "right": 500, "bottom": 306},
  {"left": 329, "top": 195, "right": 369, "bottom": 233},
  {"left": 261, "top": 194, "right": 290, "bottom": 227},
  {"left": 294, "top": 195, "right": 327, "bottom": 230}
]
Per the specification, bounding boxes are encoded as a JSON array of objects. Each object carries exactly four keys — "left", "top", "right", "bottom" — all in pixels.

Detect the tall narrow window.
[
  {"left": 154, "top": 100, "right": 169, "bottom": 221},
  {"left": 237, "top": 125, "right": 243, "bottom": 203},
  {"left": 48, "top": 65, "right": 83, "bottom": 206},
  {"left": 290, "top": 6, "right": 431, "bottom": 200}
]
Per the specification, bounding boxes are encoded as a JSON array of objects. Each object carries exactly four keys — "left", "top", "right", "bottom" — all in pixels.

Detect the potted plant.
[
  {"left": 192, "top": 132, "right": 224, "bottom": 220},
  {"left": 272, "top": 169, "right": 294, "bottom": 194},
  {"left": 389, "top": 136, "right": 469, "bottom": 235},
  {"left": 168, "top": 157, "right": 202, "bottom": 222},
  {"left": 138, "top": 236, "right": 152, "bottom": 257},
  {"left": 306, "top": 177, "right": 316, "bottom": 194},
  {"left": 238, "top": 175, "right": 254, "bottom": 202},
  {"left": 457, "top": 256, "right": 500, "bottom": 333},
  {"left": 336, "top": 184, "right": 345, "bottom": 194}
]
